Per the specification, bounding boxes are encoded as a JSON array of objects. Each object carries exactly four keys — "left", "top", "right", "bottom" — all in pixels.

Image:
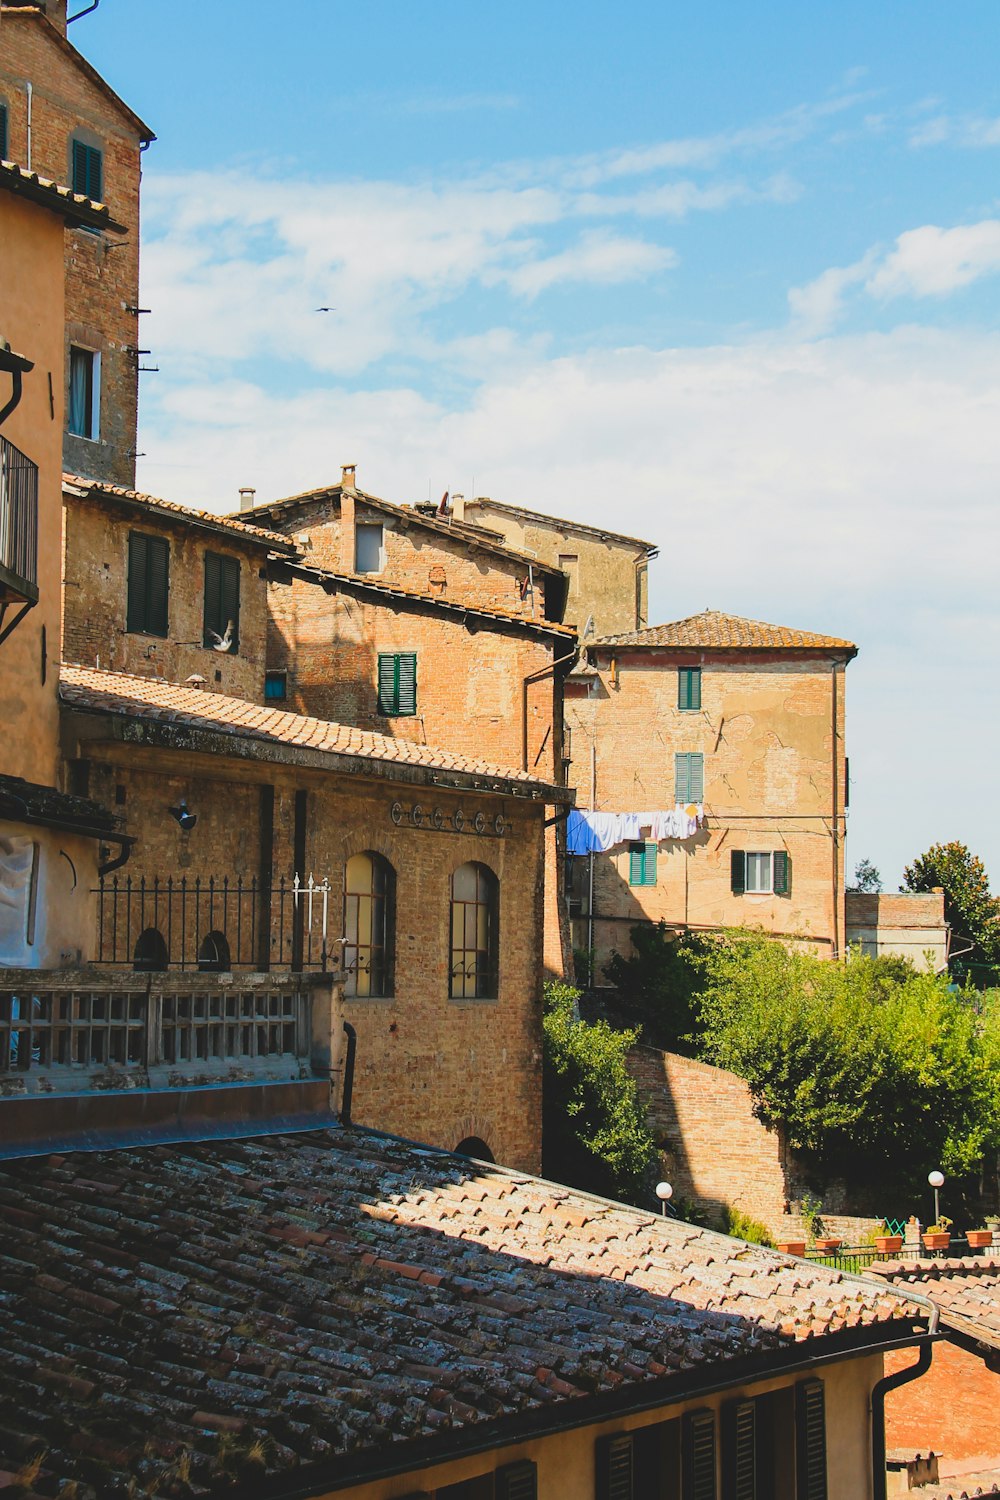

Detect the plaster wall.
[
  {"left": 845, "top": 892, "right": 947, "bottom": 971},
  {"left": 0, "top": 821, "right": 96, "bottom": 967}
]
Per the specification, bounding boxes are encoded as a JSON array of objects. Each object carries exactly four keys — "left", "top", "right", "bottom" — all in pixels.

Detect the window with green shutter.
[
  {"left": 682, "top": 1409, "right": 717, "bottom": 1500},
  {"left": 675, "top": 752, "right": 704, "bottom": 804},
  {"left": 773, "top": 849, "right": 791, "bottom": 896},
  {"left": 126, "top": 531, "right": 169, "bottom": 637},
  {"left": 679, "top": 667, "right": 702, "bottom": 711},
  {"left": 377, "top": 652, "right": 417, "bottom": 716},
  {"left": 71, "top": 138, "right": 103, "bottom": 201},
  {"left": 595, "top": 1433, "right": 633, "bottom": 1500},
  {"left": 730, "top": 851, "right": 791, "bottom": 897},
  {"left": 628, "top": 841, "right": 657, "bottom": 887},
  {"left": 795, "top": 1381, "right": 828, "bottom": 1500},
  {"left": 203, "top": 551, "right": 240, "bottom": 651}
]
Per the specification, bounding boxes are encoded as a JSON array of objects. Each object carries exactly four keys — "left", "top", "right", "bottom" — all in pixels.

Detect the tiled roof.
[
  {"left": 0, "top": 1127, "right": 922, "bottom": 1497},
  {"left": 288, "top": 560, "right": 576, "bottom": 639},
  {"left": 0, "top": 772, "right": 116, "bottom": 838},
  {"left": 64, "top": 475, "right": 299, "bottom": 552},
  {"left": 242, "top": 483, "right": 566, "bottom": 577},
  {"left": 866, "top": 1257, "right": 1000, "bottom": 1352},
  {"left": 0, "top": 158, "right": 126, "bottom": 233},
  {"left": 464, "top": 498, "right": 658, "bottom": 553},
  {"left": 58, "top": 665, "right": 561, "bottom": 795},
  {"left": 594, "top": 610, "right": 857, "bottom": 652}
]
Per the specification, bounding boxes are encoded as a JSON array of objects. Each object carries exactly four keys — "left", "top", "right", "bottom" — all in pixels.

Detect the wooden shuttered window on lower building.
[
  {"left": 495, "top": 1459, "right": 537, "bottom": 1500},
  {"left": 203, "top": 551, "right": 240, "bottom": 650},
  {"left": 722, "top": 1400, "right": 757, "bottom": 1500},
  {"left": 629, "top": 840, "right": 657, "bottom": 887},
  {"left": 795, "top": 1381, "right": 828, "bottom": 1500},
  {"left": 674, "top": 752, "right": 704, "bottom": 804},
  {"left": 682, "top": 1409, "right": 717, "bottom": 1500},
  {"left": 126, "top": 531, "right": 169, "bottom": 637},
  {"left": 730, "top": 850, "right": 791, "bottom": 896},
  {"left": 596, "top": 1432, "right": 634, "bottom": 1500},
  {"left": 678, "top": 667, "right": 702, "bottom": 711},
  {"left": 72, "top": 138, "right": 103, "bottom": 201},
  {"left": 377, "top": 652, "right": 417, "bottom": 716}
]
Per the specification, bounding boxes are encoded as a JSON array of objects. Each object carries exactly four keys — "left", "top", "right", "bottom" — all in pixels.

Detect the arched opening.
[
  {"left": 133, "top": 927, "right": 168, "bottom": 972},
  {"left": 197, "top": 930, "right": 231, "bottom": 973},
  {"left": 455, "top": 1136, "right": 494, "bottom": 1163},
  {"left": 449, "top": 861, "right": 499, "bottom": 999},
  {"left": 344, "top": 851, "right": 396, "bottom": 997}
]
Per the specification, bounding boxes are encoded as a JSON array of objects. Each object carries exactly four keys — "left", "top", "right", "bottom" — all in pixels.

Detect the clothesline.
[{"left": 567, "top": 805, "right": 704, "bottom": 855}]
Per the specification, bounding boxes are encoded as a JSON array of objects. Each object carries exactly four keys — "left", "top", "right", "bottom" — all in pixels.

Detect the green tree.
[
  {"left": 603, "top": 923, "right": 708, "bottom": 1053},
  {"left": 904, "top": 842, "right": 1000, "bottom": 986},
  {"left": 847, "top": 858, "right": 882, "bottom": 893},
  {"left": 694, "top": 931, "right": 1000, "bottom": 1197},
  {"left": 542, "top": 980, "right": 657, "bottom": 1205}
]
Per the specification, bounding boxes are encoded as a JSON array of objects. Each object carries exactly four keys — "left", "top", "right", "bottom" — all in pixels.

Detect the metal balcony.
[{"left": 0, "top": 434, "right": 39, "bottom": 645}]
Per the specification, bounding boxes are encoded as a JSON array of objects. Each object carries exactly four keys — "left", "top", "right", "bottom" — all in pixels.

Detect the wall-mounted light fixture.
[{"left": 168, "top": 800, "right": 197, "bottom": 831}]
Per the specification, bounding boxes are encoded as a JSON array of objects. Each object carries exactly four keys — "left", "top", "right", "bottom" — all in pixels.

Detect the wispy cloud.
[
  {"left": 910, "top": 114, "right": 1000, "bottom": 148},
  {"left": 495, "top": 231, "right": 676, "bottom": 299}
]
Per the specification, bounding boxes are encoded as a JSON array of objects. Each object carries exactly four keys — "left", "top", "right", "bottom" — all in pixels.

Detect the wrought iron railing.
[
  {"left": 0, "top": 434, "right": 38, "bottom": 598},
  {"left": 0, "top": 972, "right": 318, "bottom": 1095},
  {"left": 804, "top": 1234, "right": 995, "bottom": 1270},
  {"left": 93, "top": 875, "right": 328, "bottom": 971}
]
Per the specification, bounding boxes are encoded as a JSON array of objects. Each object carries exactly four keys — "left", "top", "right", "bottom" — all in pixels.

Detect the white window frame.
[
  {"left": 745, "top": 851, "right": 773, "bottom": 894},
  {"left": 68, "top": 344, "right": 101, "bottom": 442}
]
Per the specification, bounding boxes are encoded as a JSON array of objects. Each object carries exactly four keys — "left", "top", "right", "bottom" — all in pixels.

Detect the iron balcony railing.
[
  {"left": 0, "top": 434, "right": 39, "bottom": 603},
  {"left": 93, "top": 874, "right": 328, "bottom": 972}
]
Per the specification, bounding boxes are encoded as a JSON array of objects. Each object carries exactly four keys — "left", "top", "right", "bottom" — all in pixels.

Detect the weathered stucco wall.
[{"left": 845, "top": 891, "right": 947, "bottom": 970}]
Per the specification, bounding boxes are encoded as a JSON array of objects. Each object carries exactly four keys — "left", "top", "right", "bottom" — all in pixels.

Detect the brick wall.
[
  {"left": 845, "top": 890, "right": 947, "bottom": 969},
  {"left": 0, "top": 11, "right": 145, "bottom": 488},
  {"left": 63, "top": 493, "right": 271, "bottom": 701},
  {"left": 885, "top": 1340, "right": 1000, "bottom": 1466},
  {"left": 74, "top": 743, "right": 546, "bottom": 1172}
]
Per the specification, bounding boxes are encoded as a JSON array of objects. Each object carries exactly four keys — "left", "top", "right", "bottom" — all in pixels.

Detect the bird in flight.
[
  {"left": 208, "top": 620, "right": 235, "bottom": 653},
  {"left": 315, "top": 306, "right": 336, "bottom": 313}
]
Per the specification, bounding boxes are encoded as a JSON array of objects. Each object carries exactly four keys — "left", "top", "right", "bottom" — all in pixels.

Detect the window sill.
[
  {"left": 343, "top": 993, "right": 396, "bottom": 1005},
  {"left": 67, "top": 431, "right": 100, "bottom": 444}
]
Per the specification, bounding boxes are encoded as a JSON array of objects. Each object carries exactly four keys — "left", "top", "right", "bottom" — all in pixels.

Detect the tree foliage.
[
  {"left": 847, "top": 858, "right": 882, "bottom": 894},
  {"left": 603, "top": 923, "right": 708, "bottom": 1053},
  {"left": 542, "top": 980, "right": 657, "bottom": 1205},
  {"left": 904, "top": 841, "right": 1000, "bottom": 985},
  {"left": 695, "top": 931, "right": 1000, "bottom": 1196}
]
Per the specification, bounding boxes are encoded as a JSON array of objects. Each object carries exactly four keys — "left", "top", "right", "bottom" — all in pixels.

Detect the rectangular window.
[
  {"left": 746, "top": 852, "right": 772, "bottom": 894},
  {"left": 126, "top": 531, "right": 169, "bottom": 636},
  {"left": 377, "top": 652, "right": 417, "bottom": 716},
  {"left": 795, "top": 1381, "right": 828, "bottom": 1500},
  {"left": 68, "top": 346, "right": 99, "bottom": 439},
  {"left": 265, "top": 671, "right": 287, "bottom": 701},
  {"left": 595, "top": 1433, "right": 633, "bottom": 1500},
  {"left": 628, "top": 840, "right": 657, "bottom": 887},
  {"left": 678, "top": 667, "right": 702, "bottom": 711},
  {"left": 203, "top": 551, "right": 240, "bottom": 652},
  {"left": 730, "top": 850, "right": 791, "bottom": 896},
  {"left": 71, "top": 138, "right": 103, "bottom": 200},
  {"left": 721, "top": 1400, "right": 756, "bottom": 1500},
  {"left": 0, "top": 104, "right": 8, "bottom": 161},
  {"left": 682, "top": 1409, "right": 718, "bottom": 1500},
  {"left": 674, "top": 751, "right": 704, "bottom": 804},
  {"left": 355, "top": 522, "right": 384, "bottom": 574}
]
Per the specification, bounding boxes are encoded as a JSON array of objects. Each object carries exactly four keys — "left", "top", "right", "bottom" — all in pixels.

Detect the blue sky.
[{"left": 79, "top": 1, "right": 1000, "bottom": 889}]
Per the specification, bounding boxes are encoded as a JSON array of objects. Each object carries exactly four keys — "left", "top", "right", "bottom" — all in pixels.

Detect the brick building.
[
  {"left": 565, "top": 610, "right": 856, "bottom": 976},
  {"left": 845, "top": 890, "right": 949, "bottom": 970},
  {"left": 0, "top": 0, "right": 154, "bottom": 488},
  {"left": 457, "top": 493, "right": 658, "bottom": 638}
]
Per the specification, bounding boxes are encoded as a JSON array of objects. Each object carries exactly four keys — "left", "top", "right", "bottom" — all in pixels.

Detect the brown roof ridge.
[
  {"left": 58, "top": 663, "right": 564, "bottom": 794},
  {"left": 1, "top": 5, "right": 155, "bottom": 141},
  {"left": 288, "top": 558, "right": 576, "bottom": 637},
  {"left": 63, "top": 473, "right": 299, "bottom": 551},
  {"left": 0, "top": 157, "right": 126, "bottom": 232},
  {"left": 465, "top": 496, "right": 658, "bottom": 553},
  {"left": 593, "top": 608, "right": 857, "bottom": 654}
]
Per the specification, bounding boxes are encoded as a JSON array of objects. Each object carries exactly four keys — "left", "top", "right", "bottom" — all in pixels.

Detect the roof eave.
[
  {"left": 0, "top": 160, "right": 127, "bottom": 232},
  {"left": 64, "top": 479, "right": 299, "bottom": 554}
]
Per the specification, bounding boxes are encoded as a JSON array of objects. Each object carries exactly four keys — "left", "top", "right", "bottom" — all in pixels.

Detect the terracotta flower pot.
[
  {"left": 777, "top": 1240, "right": 806, "bottom": 1257},
  {"left": 814, "top": 1237, "right": 842, "bottom": 1253},
  {"left": 922, "top": 1232, "right": 950, "bottom": 1253},
  {"left": 875, "top": 1234, "right": 903, "bottom": 1255},
  {"left": 967, "top": 1230, "right": 994, "bottom": 1249}
]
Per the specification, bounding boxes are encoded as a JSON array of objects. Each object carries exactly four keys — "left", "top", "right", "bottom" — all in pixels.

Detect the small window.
[
  {"left": 265, "top": 671, "right": 287, "bottom": 701},
  {"left": 678, "top": 667, "right": 702, "bottom": 711},
  {"left": 344, "top": 851, "right": 395, "bottom": 998},
  {"left": 197, "top": 931, "right": 231, "bottom": 973},
  {"left": 674, "top": 751, "right": 704, "bottom": 804},
  {"left": 730, "top": 850, "right": 791, "bottom": 896},
  {"left": 628, "top": 840, "right": 657, "bottom": 887},
  {"left": 355, "top": 522, "right": 384, "bottom": 574},
  {"left": 126, "top": 530, "right": 169, "bottom": 637},
  {"left": 0, "top": 102, "right": 8, "bottom": 161},
  {"left": 203, "top": 551, "right": 240, "bottom": 652},
  {"left": 450, "top": 861, "right": 499, "bottom": 1000},
  {"left": 377, "top": 652, "right": 417, "bottom": 716},
  {"left": 71, "top": 137, "right": 103, "bottom": 200},
  {"left": 133, "top": 927, "right": 168, "bottom": 972},
  {"left": 68, "top": 345, "right": 99, "bottom": 439}
]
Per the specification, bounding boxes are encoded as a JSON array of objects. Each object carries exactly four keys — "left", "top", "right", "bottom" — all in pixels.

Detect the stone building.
[
  {"left": 0, "top": 0, "right": 154, "bottom": 488},
  {"left": 457, "top": 493, "right": 658, "bottom": 638},
  {"left": 565, "top": 610, "right": 856, "bottom": 975}
]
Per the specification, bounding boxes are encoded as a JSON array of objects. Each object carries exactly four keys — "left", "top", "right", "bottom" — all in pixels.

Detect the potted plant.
[
  {"left": 874, "top": 1221, "right": 904, "bottom": 1256},
  {"left": 921, "top": 1216, "right": 952, "bottom": 1253},
  {"left": 814, "top": 1234, "right": 843, "bottom": 1254},
  {"left": 966, "top": 1226, "right": 995, "bottom": 1250},
  {"left": 777, "top": 1237, "right": 807, "bottom": 1257}
]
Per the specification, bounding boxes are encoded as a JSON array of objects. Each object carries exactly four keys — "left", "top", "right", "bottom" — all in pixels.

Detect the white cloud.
[
  {"left": 866, "top": 221, "right": 1000, "bottom": 298},
  {"left": 910, "top": 114, "right": 1000, "bottom": 148},
  {"left": 495, "top": 231, "right": 676, "bottom": 299},
  {"left": 787, "top": 253, "right": 876, "bottom": 336}
]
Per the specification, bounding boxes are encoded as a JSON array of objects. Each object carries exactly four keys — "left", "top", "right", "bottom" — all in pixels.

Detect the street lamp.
[
  {"left": 928, "top": 1169, "right": 945, "bottom": 1226},
  {"left": 655, "top": 1181, "right": 673, "bottom": 1218}
]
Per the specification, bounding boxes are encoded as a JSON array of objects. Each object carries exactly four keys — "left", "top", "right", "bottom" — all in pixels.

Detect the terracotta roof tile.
[
  {"left": 0, "top": 157, "right": 126, "bottom": 232},
  {"left": 595, "top": 610, "right": 856, "bottom": 653},
  {"left": 63, "top": 475, "right": 298, "bottom": 551},
  {"left": 58, "top": 664, "right": 560, "bottom": 794},
  {"left": 866, "top": 1256, "right": 1000, "bottom": 1350}
]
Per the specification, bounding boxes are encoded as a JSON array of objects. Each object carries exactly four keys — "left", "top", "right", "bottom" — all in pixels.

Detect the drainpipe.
[
  {"left": 587, "top": 734, "right": 597, "bottom": 985},
  {"left": 95, "top": 833, "right": 134, "bottom": 878},
  {"left": 831, "top": 660, "right": 840, "bottom": 959},
  {"left": 870, "top": 1321, "right": 937, "bottom": 1500},
  {"left": 339, "top": 1020, "right": 356, "bottom": 1126},
  {"left": 521, "top": 648, "right": 577, "bottom": 772},
  {"left": 25, "top": 82, "right": 32, "bottom": 171}
]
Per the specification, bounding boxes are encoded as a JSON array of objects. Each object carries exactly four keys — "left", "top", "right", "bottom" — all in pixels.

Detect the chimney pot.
[
  {"left": 238, "top": 487, "right": 256, "bottom": 513},
  {"left": 341, "top": 463, "right": 357, "bottom": 490}
]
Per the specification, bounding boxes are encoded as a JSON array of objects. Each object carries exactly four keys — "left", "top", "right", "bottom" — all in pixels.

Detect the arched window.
[
  {"left": 197, "top": 930, "right": 231, "bottom": 973},
  {"left": 344, "top": 852, "right": 395, "bottom": 997},
  {"left": 133, "top": 927, "right": 168, "bottom": 972},
  {"left": 455, "top": 1136, "right": 495, "bottom": 1163},
  {"left": 449, "top": 862, "right": 499, "bottom": 1000}
]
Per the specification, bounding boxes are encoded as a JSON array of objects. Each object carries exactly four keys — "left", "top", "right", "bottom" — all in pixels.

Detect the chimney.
[
  {"left": 451, "top": 494, "right": 466, "bottom": 522},
  {"left": 41, "top": 1, "right": 69, "bottom": 36},
  {"left": 341, "top": 463, "right": 357, "bottom": 491},
  {"left": 238, "top": 487, "right": 256, "bottom": 513}
]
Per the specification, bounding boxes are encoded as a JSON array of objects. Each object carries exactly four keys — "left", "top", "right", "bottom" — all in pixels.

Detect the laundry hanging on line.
[{"left": 566, "top": 805, "right": 703, "bottom": 856}]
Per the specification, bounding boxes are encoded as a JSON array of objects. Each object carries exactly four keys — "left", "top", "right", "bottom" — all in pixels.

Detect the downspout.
[
  {"left": 588, "top": 734, "right": 596, "bottom": 985},
  {"left": 96, "top": 833, "right": 134, "bottom": 878},
  {"left": 339, "top": 1020, "right": 356, "bottom": 1126},
  {"left": 0, "top": 367, "right": 26, "bottom": 428},
  {"left": 831, "top": 660, "right": 840, "bottom": 959},
  {"left": 25, "top": 81, "right": 32, "bottom": 171},
  {"left": 521, "top": 648, "right": 577, "bottom": 772}
]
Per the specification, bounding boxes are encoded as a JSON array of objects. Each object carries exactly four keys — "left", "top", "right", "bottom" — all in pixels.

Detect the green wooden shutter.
[
  {"left": 682, "top": 1410, "right": 717, "bottom": 1500},
  {"left": 795, "top": 1381, "right": 827, "bottom": 1500},
  {"left": 496, "top": 1460, "right": 537, "bottom": 1500},
  {"left": 689, "top": 752, "right": 704, "bottom": 801},
  {"left": 722, "top": 1400, "right": 756, "bottom": 1500},
  {"left": 675, "top": 752, "right": 689, "bottom": 804},
  {"left": 645, "top": 840, "right": 657, "bottom": 885},
  {"left": 596, "top": 1433, "right": 633, "bottom": 1500},
  {"left": 679, "top": 668, "right": 702, "bottom": 711},
  {"left": 146, "top": 535, "right": 169, "bottom": 636},
  {"left": 203, "top": 552, "right": 222, "bottom": 645},
  {"left": 0, "top": 105, "right": 8, "bottom": 161},
  {"left": 377, "top": 653, "right": 398, "bottom": 714},
  {"left": 220, "top": 554, "right": 240, "bottom": 649},
  {"left": 72, "top": 140, "right": 102, "bottom": 200},
  {"left": 397, "top": 652, "right": 417, "bottom": 715},
  {"left": 629, "top": 843, "right": 644, "bottom": 887},
  {"left": 72, "top": 139, "right": 89, "bottom": 195},
  {"left": 773, "top": 849, "right": 791, "bottom": 896},
  {"left": 731, "top": 849, "right": 746, "bottom": 895},
  {"left": 127, "top": 531, "right": 149, "bottom": 633}
]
